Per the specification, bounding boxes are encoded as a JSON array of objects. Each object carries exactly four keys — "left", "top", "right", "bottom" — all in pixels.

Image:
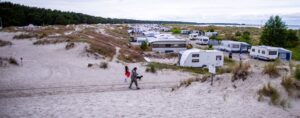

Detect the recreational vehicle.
[
  {"left": 218, "top": 40, "right": 251, "bottom": 53},
  {"left": 181, "top": 30, "right": 190, "bottom": 35},
  {"left": 150, "top": 39, "right": 187, "bottom": 53},
  {"left": 178, "top": 49, "right": 224, "bottom": 67},
  {"left": 250, "top": 46, "right": 292, "bottom": 61},
  {"left": 205, "top": 32, "right": 218, "bottom": 37},
  {"left": 195, "top": 36, "right": 210, "bottom": 45},
  {"left": 130, "top": 37, "right": 147, "bottom": 45},
  {"left": 189, "top": 33, "right": 199, "bottom": 40},
  {"left": 143, "top": 31, "right": 158, "bottom": 37}
]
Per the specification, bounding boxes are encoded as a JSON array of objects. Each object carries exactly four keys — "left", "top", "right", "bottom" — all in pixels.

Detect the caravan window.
[
  {"left": 216, "top": 55, "right": 222, "bottom": 60},
  {"left": 252, "top": 49, "right": 255, "bottom": 52},
  {"left": 192, "top": 54, "right": 199, "bottom": 57},
  {"left": 232, "top": 44, "right": 240, "bottom": 48},
  {"left": 269, "top": 51, "right": 277, "bottom": 55},
  {"left": 192, "top": 59, "right": 199, "bottom": 63},
  {"left": 262, "top": 51, "right": 265, "bottom": 54},
  {"left": 165, "top": 44, "right": 171, "bottom": 47},
  {"left": 258, "top": 50, "right": 260, "bottom": 53},
  {"left": 152, "top": 44, "right": 159, "bottom": 48},
  {"left": 179, "top": 44, "right": 186, "bottom": 47}
]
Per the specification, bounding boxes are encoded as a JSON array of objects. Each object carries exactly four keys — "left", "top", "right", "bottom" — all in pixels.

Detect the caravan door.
[{"left": 216, "top": 55, "right": 222, "bottom": 67}]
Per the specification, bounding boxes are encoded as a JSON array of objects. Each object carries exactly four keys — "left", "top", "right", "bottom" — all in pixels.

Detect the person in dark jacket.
[{"left": 129, "top": 67, "right": 140, "bottom": 89}]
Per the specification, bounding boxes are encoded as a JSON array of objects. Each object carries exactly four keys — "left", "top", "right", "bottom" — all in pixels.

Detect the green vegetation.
[
  {"left": 145, "top": 64, "right": 157, "bottom": 73},
  {"left": 140, "top": 41, "right": 148, "bottom": 51},
  {"left": 289, "top": 45, "right": 300, "bottom": 60},
  {"left": 296, "top": 65, "right": 300, "bottom": 81},
  {"left": 171, "top": 27, "right": 181, "bottom": 34},
  {"left": 260, "top": 15, "right": 299, "bottom": 48},
  {"left": 0, "top": 2, "right": 198, "bottom": 27},
  {"left": 146, "top": 62, "right": 209, "bottom": 74}
]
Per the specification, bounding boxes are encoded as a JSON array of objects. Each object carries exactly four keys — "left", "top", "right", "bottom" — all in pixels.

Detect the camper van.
[
  {"left": 150, "top": 39, "right": 187, "bottom": 53},
  {"left": 178, "top": 49, "right": 224, "bottom": 67},
  {"left": 218, "top": 40, "right": 251, "bottom": 53},
  {"left": 250, "top": 46, "right": 292, "bottom": 61}
]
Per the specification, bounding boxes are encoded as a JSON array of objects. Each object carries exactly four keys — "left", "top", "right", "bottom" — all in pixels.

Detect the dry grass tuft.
[
  {"left": 232, "top": 63, "right": 251, "bottom": 82},
  {"left": 33, "top": 39, "right": 66, "bottom": 45},
  {"left": 263, "top": 63, "right": 280, "bottom": 78},
  {"left": 65, "top": 42, "right": 75, "bottom": 50},
  {"left": 100, "top": 62, "right": 108, "bottom": 69},
  {"left": 0, "top": 57, "right": 19, "bottom": 66},
  {"left": 172, "top": 76, "right": 210, "bottom": 91},
  {"left": 257, "top": 83, "right": 281, "bottom": 105},
  {"left": 145, "top": 64, "right": 156, "bottom": 73},
  {"left": 281, "top": 76, "right": 296, "bottom": 96},
  {"left": 0, "top": 40, "right": 12, "bottom": 47}
]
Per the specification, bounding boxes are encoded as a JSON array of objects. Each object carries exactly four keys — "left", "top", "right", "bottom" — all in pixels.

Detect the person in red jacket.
[{"left": 124, "top": 66, "right": 130, "bottom": 82}]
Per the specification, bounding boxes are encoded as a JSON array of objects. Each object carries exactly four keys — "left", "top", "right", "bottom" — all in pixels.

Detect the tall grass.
[
  {"left": 146, "top": 62, "right": 209, "bottom": 74},
  {"left": 295, "top": 65, "right": 300, "bottom": 81},
  {"left": 0, "top": 40, "right": 12, "bottom": 47},
  {"left": 232, "top": 63, "right": 251, "bottom": 82},
  {"left": 263, "top": 63, "right": 280, "bottom": 78},
  {"left": 257, "top": 83, "right": 281, "bottom": 105},
  {"left": 281, "top": 76, "right": 296, "bottom": 96}
]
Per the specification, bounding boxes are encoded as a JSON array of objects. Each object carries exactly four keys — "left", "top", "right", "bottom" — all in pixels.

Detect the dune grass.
[
  {"left": 146, "top": 62, "right": 209, "bottom": 74},
  {"left": 263, "top": 62, "right": 280, "bottom": 78}
]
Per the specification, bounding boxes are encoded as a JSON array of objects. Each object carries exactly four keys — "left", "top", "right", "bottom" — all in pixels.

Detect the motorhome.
[{"left": 178, "top": 49, "right": 224, "bottom": 67}]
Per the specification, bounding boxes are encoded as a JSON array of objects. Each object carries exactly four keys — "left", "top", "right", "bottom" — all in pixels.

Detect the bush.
[
  {"left": 0, "top": 40, "right": 12, "bottom": 47},
  {"left": 263, "top": 63, "right": 280, "bottom": 78},
  {"left": 13, "top": 33, "right": 37, "bottom": 39},
  {"left": 257, "top": 83, "right": 281, "bottom": 105},
  {"left": 232, "top": 63, "right": 251, "bottom": 82},
  {"left": 208, "top": 44, "right": 213, "bottom": 49},
  {"left": 140, "top": 41, "right": 148, "bottom": 51},
  {"left": 171, "top": 28, "right": 181, "bottom": 34},
  {"left": 100, "top": 62, "right": 108, "bottom": 69},
  {"left": 295, "top": 65, "right": 300, "bottom": 81},
  {"left": 187, "top": 44, "right": 193, "bottom": 49},
  {"left": 33, "top": 39, "right": 66, "bottom": 45},
  {"left": 145, "top": 64, "right": 156, "bottom": 73},
  {"left": 9, "top": 57, "right": 18, "bottom": 65},
  {"left": 281, "top": 76, "right": 295, "bottom": 95},
  {"left": 65, "top": 42, "right": 75, "bottom": 50}
]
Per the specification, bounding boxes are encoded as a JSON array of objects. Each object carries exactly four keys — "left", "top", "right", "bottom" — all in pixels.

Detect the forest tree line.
[{"left": 0, "top": 2, "right": 198, "bottom": 27}]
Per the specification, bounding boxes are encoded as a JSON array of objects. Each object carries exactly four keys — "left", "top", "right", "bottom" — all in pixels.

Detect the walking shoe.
[{"left": 137, "top": 87, "right": 140, "bottom": 90}]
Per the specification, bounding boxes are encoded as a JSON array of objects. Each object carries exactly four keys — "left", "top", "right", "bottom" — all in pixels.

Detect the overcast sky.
[{"left": 5, "top": 0, "right": 300, "bottom": 25}]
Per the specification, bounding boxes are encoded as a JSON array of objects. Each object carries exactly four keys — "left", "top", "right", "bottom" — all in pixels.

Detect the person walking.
[
  {"left": 129, "top": 67, "right": 140, "bottom": 90},
  {"left": 124, "top": 66, "right": 130, "bottom": 82}
]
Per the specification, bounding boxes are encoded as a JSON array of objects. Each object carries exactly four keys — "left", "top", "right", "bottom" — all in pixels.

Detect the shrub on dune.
[{"left": 263, "top": 63, "right": 280, "bottom": 78}]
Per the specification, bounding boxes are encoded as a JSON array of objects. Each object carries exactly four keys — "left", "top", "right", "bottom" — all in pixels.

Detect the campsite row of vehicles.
[{"left": 128, "top": 24, "right": 293, "bottom": 68}]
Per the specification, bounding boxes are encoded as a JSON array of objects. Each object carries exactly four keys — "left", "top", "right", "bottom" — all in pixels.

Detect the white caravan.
[
  {"left": 150, "top": 39, "right": 187, "bottom": 53},
  {"left": 130, "top": 37, "right": 147, "bottom": 45},
  {"left": 250, "top": 46, "right": 278, "bottom": 60},
  {"left": 178, "top": 49, "right": 224, "bottom": 67},
  {"left": 195, "top": 36, "right": 210, "bottom": 45},
  {"left": 218, "top": 40, "right": 250, "bottom": 53}
]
